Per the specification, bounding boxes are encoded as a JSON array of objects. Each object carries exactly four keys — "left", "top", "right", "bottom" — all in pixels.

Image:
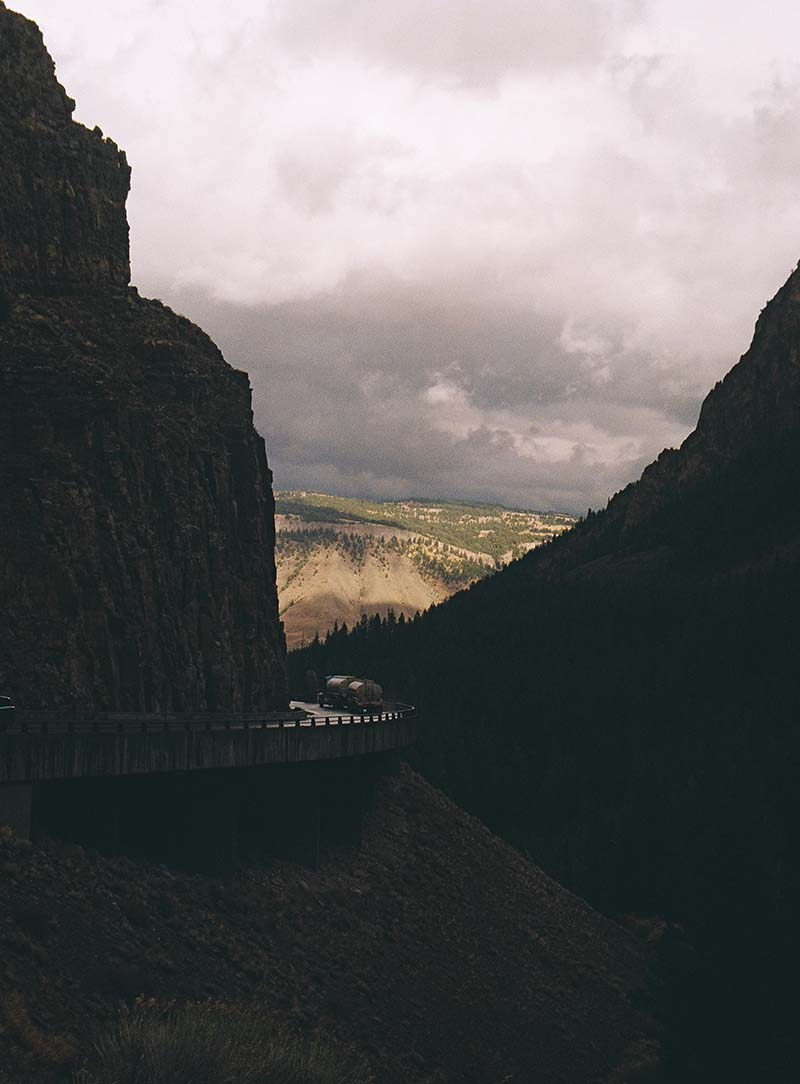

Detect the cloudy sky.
[{"left": 19, "top": 0, "right": 800, "bottom": 512}]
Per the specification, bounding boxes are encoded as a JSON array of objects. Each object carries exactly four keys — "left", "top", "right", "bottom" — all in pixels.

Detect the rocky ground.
[{"left": 0, "top": 766, "right": 656, "bottom": 1084}]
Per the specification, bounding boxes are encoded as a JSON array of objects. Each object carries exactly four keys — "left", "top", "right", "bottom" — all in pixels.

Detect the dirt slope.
[
  {"left": 279, "top": 541, "right": 452, "bottom": 647},
  {"left": 0, "top": 767, "right": 654, "bottom": 1084},
  {"left": 275, "top": 499, "right": 574, "bottom": 649}
]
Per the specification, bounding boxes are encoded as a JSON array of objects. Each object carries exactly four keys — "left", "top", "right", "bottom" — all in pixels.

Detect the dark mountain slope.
[
  {"left": 293, "top": 264, "right": 800, "bottom": 1081},
  {"left": 0, "top": 767, "right": 653, "bottom": 1084},
  {"left": 0, "top": 2, "right": 285, "bottom": 709}
]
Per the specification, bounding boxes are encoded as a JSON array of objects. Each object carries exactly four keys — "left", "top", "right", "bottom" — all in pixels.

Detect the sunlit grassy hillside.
[{"left": 275, "top": 492, "right": 575, "bottom": 647}]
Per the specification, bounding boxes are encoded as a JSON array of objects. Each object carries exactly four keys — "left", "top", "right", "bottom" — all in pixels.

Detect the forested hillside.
[
  {"left": 290, "top": 265, "right": 800, "bottom": 1081},
  {"left": 276, "top": 492, "right": 573, "bottom": 562},
  {"left": 275, "top": 493, "right": 573, "bottom": 646}
]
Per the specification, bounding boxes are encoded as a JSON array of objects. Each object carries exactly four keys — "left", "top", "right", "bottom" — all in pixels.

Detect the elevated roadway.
[
  {"left": 0, "top": 702, "right": 418, "bottom": 847},
  {"left": 0, "top": 703, "right": 417, "bottom": 784}
]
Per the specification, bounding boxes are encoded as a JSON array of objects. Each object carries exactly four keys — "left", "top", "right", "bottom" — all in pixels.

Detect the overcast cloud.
[{"left": 17, "top": 0, "right": 800, "bottom": 512}]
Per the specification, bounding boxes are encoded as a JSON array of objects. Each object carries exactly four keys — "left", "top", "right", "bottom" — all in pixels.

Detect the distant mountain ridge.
[
  {"left": 276, "top": 491, "right": 574, "bottom": 562},
  {"left": 275, "top": 492, "right": 574, "bottom": 647}
]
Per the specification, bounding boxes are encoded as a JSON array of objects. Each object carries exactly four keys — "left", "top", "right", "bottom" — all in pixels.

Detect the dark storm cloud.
[
  {"left": 168, "top": 277, "right": 691, "bottom": 512},
  {"left": 19, "top": 0, "right": 800, "bottom": 512}
]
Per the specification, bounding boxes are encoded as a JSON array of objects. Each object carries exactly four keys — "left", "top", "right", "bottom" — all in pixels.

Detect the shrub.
[{"left": 74, "top": 999, "right": 373, "bottom": 1084}]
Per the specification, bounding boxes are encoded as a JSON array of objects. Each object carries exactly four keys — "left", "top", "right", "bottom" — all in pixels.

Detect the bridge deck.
[{"left": 0, "top": 707, "right": 417, "bottom": 783}]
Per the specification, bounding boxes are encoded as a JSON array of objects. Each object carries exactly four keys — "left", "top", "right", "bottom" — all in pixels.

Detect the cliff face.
[
  {"left": 505, "top": 260, "right": 800, "bottom": 570},
  {"left": 596, "top": 263, "right": 800, "bottom": 539},
  {"left": 0, "top": 2, "right": 286, "bottom": 709},
  {"left": 0, "top": 2, "right": 130, "bottom": 292}
]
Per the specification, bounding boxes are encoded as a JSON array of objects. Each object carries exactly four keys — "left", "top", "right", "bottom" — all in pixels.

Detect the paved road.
[
  {"left": 290, "top": 701, "right": 327, "bottom": 717},
  {"left": 291, "top": 701, "right": 407, "bottom": 719}
]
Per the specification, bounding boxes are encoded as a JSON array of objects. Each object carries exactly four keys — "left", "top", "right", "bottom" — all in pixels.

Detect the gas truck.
[{"left": 318, "top": 675, "right": 384, "bottom": 713}]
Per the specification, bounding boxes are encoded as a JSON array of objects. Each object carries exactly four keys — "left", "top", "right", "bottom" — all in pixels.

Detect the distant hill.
[{"left": 275, "top": 492, "right": 574, "bottom": 647}]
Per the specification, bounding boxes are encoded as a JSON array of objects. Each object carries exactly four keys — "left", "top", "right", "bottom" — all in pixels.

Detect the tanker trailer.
[
  {"left": 346, "top": 678, "right": 383, "bottom": 712},
  {"left": 318, "top": 675, "right": 357, "bottom": 709},
  {"left": 318, "top": 675, "right": 383, "bottom": 712}
]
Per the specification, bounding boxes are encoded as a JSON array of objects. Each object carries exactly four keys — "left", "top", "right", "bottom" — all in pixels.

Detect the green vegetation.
[
  {"left": 275, "top": 491, "right": 575, "bottom": 563},
  {"left": 74, "top": 1000, "right": 373, "bottom": 1084},
  {"left": 273, "top": 497, "right": 389, "bottom": 528},
  {"left": 276, "top": 526, "right": 490, "bottom": 592}
]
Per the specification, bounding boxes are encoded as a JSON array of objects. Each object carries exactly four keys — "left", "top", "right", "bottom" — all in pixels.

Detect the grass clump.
[{"left": 74, "top": 998, "right": 373, "bottom": 1084}]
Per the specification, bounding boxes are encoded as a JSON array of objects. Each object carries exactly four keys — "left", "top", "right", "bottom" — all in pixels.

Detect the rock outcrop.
[
  {"left": 601, "top": 262, "right": 800, "bottom": 536},
  {"left": 0, "top": 2, "right": 130, "bottom": 292},
  {"left": 0, "top": 2, "right": 286, "bottom": 710},
  {"left": 507, "top": 259, "right": 800, "bottom": 570}
]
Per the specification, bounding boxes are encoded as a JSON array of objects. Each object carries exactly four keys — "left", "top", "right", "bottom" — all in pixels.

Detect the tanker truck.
[{"left": 318, "top": 675, "right": 384, "bottom": 713}]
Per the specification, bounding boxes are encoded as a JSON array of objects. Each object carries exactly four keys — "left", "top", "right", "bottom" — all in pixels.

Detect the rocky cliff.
[
  {"left": 539, "top": 261, "right": 800, "bottom": 554},
  {"left": 0, "top": 2, "right": 286, "bottom": 710},
  {"left": 0, "top": 2, "right": 130, "bottom": 292}
]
